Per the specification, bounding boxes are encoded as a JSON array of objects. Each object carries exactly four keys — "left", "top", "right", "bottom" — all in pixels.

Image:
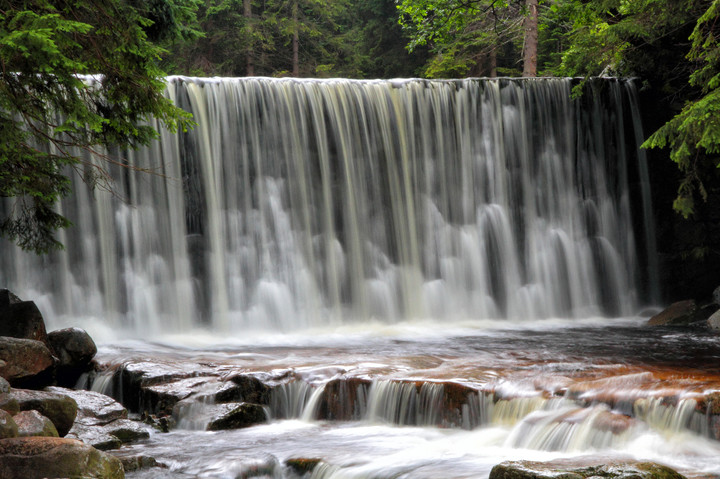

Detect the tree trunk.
[
  {"left": 522, "top": 0, "right": 538, "bottom": 77},
  {"left": 292, "top": 0, "right": 299, "bottom": 77},
  {"left": 244, "top": 0, "right": 254, "bottom": 76},
  {"left": 489, "top": 45, "right": 497, "bottom": 78}
]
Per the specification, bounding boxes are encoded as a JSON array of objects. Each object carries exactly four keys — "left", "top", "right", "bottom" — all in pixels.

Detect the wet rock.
[
  {"left": 489, "top": 458, "right": 686, "bottom": 479},
  {"left": 218, "top": 373, "right": 271, "bottom": 404},
  {"left": 143, "top": 375, "right": 218, "bottom": 415},
  {"left": 286, "top": 457, "right": 322, "bottom": 475},
  {"left": 46, "top": 386, "right": 127, "bottom": 425},
  {"left": 0, "top": 291, "right": 48, "bottom": 344},
  {"left": 48, "top": 327, "right": 97, "bottom": 386},
  {"left": 205, "top": 402, "right": 267, "bottom": 430},
  {"left": 119, "top": 454, "right": 161, "bottom": 472},
  {"left": 111, "top": 359, "right": 217, "bottom": 414},
  {"left": 0, "top": 289, "right": 22, "bottom": 307},
  {"left": 0, "top": 337, "right": 55, "bottom": 386},
  {"left": 69, "top": 417, "right": 151, "bottom": 450},
  {"left": 648, "top": 300, "right": 698, "bottom": 326},
  {"left": 0, "top": 393, "right": 19, "bottom": 415},
  {"left": 12, "top": 388, "right": 78, "bottom": 437},
  {"left": 47, "top": 387, "right": 151, "bottom": 449},
  {"left": 104, "top": 418, "right": 151, "bottom": 442},
  {"left": 0, "top": 377, "right": 10, "bottom": 393},
  {"left": 0, "top": 436, "right": 124, "bottom": 479},
  {"left": 0, "top": 409, "right": 18, "bottom": 438},
  {"left": 14, "top": 410, "right": 59, "bottom": 437},
  {"left": 317, "top": 377, "right": 372, "bottom": 421},
  {"left": 708, "top": 310, "right": 720, "bottom": 331},
  {"left": 70, "top": 425, "right": 123, "bottom": 450}
]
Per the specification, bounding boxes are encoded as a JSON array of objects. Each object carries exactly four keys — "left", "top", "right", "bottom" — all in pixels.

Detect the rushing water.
[
  {"left": 3, "top": 77, "right": 695, "bottom": 477},
  {"left": 1, "top": 77, "right": 656, "bottom": 335},
  {"left": 92, "top": 320, "right": 720, "bottom": 478}
]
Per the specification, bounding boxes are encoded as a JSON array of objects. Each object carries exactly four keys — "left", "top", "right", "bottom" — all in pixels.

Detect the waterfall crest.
[{"left": 0, "top": 77, "right": 656, "bottom": 333}]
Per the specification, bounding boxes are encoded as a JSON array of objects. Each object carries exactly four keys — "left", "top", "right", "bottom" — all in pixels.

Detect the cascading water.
[{"left": 0, "top": 77, "right": 656, "bottom": 335}]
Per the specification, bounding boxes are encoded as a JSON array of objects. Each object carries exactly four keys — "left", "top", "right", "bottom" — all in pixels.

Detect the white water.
[
  {"left": 100, "top": 321, "right": 720, "bottom": 479},
  {"left": 1, "top": 77, "right": 656, "bottom": 336}
]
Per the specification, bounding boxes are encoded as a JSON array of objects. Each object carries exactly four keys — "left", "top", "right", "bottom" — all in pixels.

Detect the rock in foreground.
[
  {"left": 12, "top": 388, "right": 78, "bottom": 437},
  {"left": 0, "top": 337, "right": 54, "bottom": 386},
  {"left": 489, "top": 458, "right": 686, "bottom": 479},
  {"left": 0, "top": 436, "right": 124, "bottom": 479}
]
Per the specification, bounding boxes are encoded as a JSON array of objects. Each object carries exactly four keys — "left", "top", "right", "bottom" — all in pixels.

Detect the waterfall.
[{"left": 0, "top": 77, "right": 656, "bottom": 334}]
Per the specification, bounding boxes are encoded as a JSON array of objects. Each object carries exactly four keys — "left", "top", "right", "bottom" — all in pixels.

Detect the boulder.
[
  {"left": 204, "top": 402, "right": 267, "bottom": 431},
  {"left": 0, "top": 409, "right": 18, "bottom": 439},
  {"left": 0, "top": 377, "right": 9, "bottom": 394},
  {"left": 708, "top": 310, "right": 720, "bottom": 331},
  {"left": 0, "top": 290, "right": 48, "bottom": 344},
  {"left": 48, "top": 327, "right": 97, "bottom": 386},
  {"left": 13, "top": 410, "right": 59, "bottom": 437},
  {"left": 45, "top": 387, "right": 150, "bottom": 449},
  {"left": 0, "top": 437, "right": 124, "bottom": 479},
  {"left": 0, "top": 337, "right": 55, "bottom": 386},
  {"left": 47, "top": 328, "right": 97, "bottom": 366},
  {"left": 0, "top": 289, "right": 21, "bottom": 307},
  {"left": 489, "top": 458, "right": 686, "bottom": 479},
  {"left": 12, "top": 388, "right": 78, "bottom": 437},
  {"left": 648, "top": 300, "right": 699, "bottom": 326}
]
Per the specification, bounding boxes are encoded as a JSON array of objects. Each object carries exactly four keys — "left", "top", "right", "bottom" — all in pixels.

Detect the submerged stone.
[{"left": 489, "top": 458, "right": 686, "bottom": 479}]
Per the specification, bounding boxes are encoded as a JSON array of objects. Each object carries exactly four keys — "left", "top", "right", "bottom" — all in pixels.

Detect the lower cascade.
[{"left": 1, "top": 77, "right": 656, "bottom": 334}]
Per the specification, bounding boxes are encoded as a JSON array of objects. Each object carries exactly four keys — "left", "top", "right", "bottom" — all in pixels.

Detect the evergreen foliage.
[
  {"left": 0, "top": 0, "right": 195, "bottom": 253},
  {"left": 552, "top": 0, "right": 719, "bottom": 217}
]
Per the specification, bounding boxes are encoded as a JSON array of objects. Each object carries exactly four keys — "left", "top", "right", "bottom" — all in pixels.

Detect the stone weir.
[
  {"left": 1, "top": 77, "right": 658, "bottom": 335},
  {"left": 84, "top": 339, "right": 720, "bottom": 445}
]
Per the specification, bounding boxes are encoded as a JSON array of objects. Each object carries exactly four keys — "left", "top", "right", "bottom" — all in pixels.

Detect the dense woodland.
[{"left": 1, "top": 0, "right": 719, "bottom": 298}]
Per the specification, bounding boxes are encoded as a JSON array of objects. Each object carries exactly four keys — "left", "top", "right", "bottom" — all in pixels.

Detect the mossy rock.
[
  {"left": 490, "top": 458, "right": 686, "bottom": 479},
  {"left": 0, "top": 437, "right": 124, "bottom": 479}
]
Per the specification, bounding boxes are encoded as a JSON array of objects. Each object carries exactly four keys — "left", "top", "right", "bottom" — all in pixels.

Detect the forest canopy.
[{"left": 1, "top": 0, "right": 719, "bottom": 253}]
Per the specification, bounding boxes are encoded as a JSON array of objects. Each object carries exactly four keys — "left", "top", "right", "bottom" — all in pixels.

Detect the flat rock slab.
[
  {"left": 490, "top": 458, "right": 686, "bottom": 479},
  {"left": 0, "top": 436, "right": 124, "bottom": 479},
  {"left": 46, "top": 386, "right": 127, "bottom": 425},
  {"left": 11, "top": 388, "right": 78, "bottom": 437},
  {"left": 68, "top": 417, "right": 151, "bottom": 450}
]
